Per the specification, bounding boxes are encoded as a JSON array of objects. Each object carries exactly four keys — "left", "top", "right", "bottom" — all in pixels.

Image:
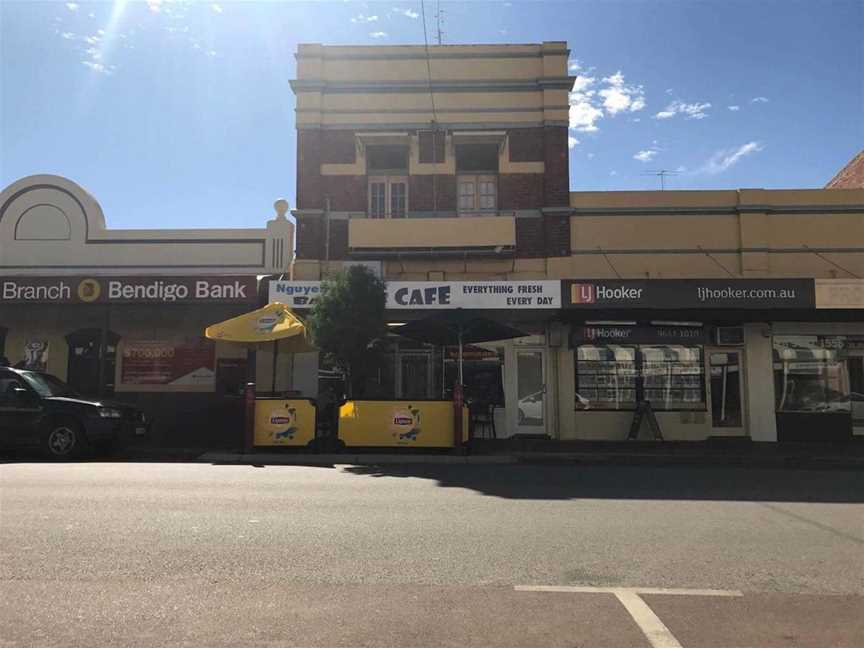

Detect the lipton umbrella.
[
  {"left": 395, "top": 309, "right": 527, "bottom": 385},
  {"left": 205, "top": 303, "right": 315, "bottom": 392}
]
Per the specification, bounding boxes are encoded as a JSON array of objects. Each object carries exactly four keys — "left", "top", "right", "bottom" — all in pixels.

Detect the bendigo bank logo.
[
  {"left": 571, "top": 283, "right": 596, "bottom": 304},
  {"left": 77, "top": 278, "right": 102, "bottom": 303}
]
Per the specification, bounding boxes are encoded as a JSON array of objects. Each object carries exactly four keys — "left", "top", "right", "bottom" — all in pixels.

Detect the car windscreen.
[{"left": 20, "top": 372, "right": 80, "bottom": 398}]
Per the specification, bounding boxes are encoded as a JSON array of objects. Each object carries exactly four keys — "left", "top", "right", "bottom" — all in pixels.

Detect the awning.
[{"left": 205, "top": 302, "right": 314, "bottom": 352}]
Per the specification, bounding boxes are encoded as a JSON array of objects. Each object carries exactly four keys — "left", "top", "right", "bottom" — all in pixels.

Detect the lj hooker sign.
[{"left": 0, "top": 276, "right": 258, "bottom": 304}]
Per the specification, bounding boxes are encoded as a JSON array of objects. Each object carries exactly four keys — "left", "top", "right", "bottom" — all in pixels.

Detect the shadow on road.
[{"left": 342, "top": 463, "right": 864, "bottom": 503}]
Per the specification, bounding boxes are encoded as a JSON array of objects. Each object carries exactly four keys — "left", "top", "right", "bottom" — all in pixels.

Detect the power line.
[
  {"left": 697, "top": 245, "right": 737, "bottom": 277},
  {"left": 419, "top": 0, "right": 438, "bottom": 125},
  {"left": 803, "top": 244, "right": 861, "bottom": 278},
  {"left": 597, "top": 247, "right": 623, "bottom": 279}
]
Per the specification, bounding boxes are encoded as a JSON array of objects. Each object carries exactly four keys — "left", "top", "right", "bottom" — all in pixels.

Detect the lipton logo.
[
  {"left": 390, "top": 405, "right": 422, "bottom": 441},
  {"left": 256, "top": 314, "right": 280, "bottom": 332},
  {"left": 571, "top": 283, "right": 595, "bottom": 304}
]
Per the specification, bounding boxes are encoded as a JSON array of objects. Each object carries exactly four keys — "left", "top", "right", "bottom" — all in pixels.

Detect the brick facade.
[
  {"left": 508, "top": 127, "right": 545, "bottom": 162},
  {"left": 543, "top": 126, "right": 570, "bottom": 208},
  {"left": 409, "top": 175, "right": 456, "bottom": 212},
  {"left": 500, "top": 173, "right": 544, "bottom": 211},
  {"left": 324, "top": 175, "right": 366, "bottom": 212}
]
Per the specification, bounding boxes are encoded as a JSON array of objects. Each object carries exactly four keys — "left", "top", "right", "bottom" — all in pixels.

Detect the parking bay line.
[{"left": 515, "top": 585, "right": 743, "bottom": 648}]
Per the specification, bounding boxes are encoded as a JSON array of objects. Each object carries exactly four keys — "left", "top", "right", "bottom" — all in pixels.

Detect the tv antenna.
[
  {"left": 435, "top": 0, "right": 444, "bottom": 45},
  {"left": 641, "top": 169, "right": 678, "bottom": 190}
]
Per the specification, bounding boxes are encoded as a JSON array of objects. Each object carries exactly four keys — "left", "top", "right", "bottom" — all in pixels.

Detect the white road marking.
[
  {"left": 515, "top": 585, "right": 742, "bottom": 597},
  {"left": 613, "top": 590, "right": 683, "bottom": 648},
  {"left": 515, "top": 585, "right": 743, "bottom": 648}
]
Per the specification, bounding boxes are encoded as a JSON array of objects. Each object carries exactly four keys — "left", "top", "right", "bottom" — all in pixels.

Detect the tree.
[{"left": 307, "top": 266, "right": 387, "bottom": 398}]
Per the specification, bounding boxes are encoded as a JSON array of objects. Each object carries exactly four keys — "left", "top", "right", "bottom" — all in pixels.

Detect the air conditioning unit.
[{"left": 715, "top": 326, "right": 745, "bottom": 346}]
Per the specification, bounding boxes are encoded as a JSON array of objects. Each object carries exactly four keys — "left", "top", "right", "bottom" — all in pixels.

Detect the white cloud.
[
  {"left": 146, "top": 0, "right": 162, "bottom": 13},
  {"left": 568, "top": 136, "right": 580, "bottom": 149},
  {"left": 697, "top": 141, "right": 764, "bottom": 175},
  {"left": 84, "top": 46, "right": 102, "bottom": 60},
  {"left": 211, "top": 4, "right": 223, "bottom": 13},
  {"left": 610, "top": 170, "right": 618, "bottom": 176},
  {"left": 369, "top": 31, "right": 388, "bottom": 39},
  {"left": 728, "top": 105, "right": 740, "bottom": 111},
  {"left": 586, "top": 152, "right": 595, "bottom": 159},
  {"left": 82, "top": 60, "right": 113, "bottom": 74},
  {"left": 597, "top": 71, "right": 645, "bottom": 115},
  {"left": 633, "top": 149, "right": 657, "bottom": 162},
  {"left": 751, "top": 96, "right": 769, "bottom": 103},
  {"left": 395, "top": 8, "right": 419, "bottom": 19},
  {"left": 61, "top": 32, "right": 75, "bottom": 40},
  {"left": 84, "top": 34, "right": 101, "bottom": 45},
  {"left": 654, "top": 100, "right": 711, "bottom": 120},
  {"left": 351, "top": 13, "right": 379, "bottom": 23},
  {"left": 65, "top": 2, "right": 79, "bottom": 11}
]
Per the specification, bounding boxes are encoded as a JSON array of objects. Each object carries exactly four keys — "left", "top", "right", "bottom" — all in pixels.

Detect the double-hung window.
[
  {"left": 457, "top": 175, "right": 497, "bottom": 214},
  {"left": 368, "top": 176, "right": 407, "bottom": 218}
]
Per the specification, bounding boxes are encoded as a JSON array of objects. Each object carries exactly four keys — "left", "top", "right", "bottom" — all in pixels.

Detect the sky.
[{"left": 1, "top": 0, "right": 862, "bottom": 230}]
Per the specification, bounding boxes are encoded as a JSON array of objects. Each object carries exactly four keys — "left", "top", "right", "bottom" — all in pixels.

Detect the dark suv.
[{"left": 0, "top": 367, "right": 150, "bottom": 457}]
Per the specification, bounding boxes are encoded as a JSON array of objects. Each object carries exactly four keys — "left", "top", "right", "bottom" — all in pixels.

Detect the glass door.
[
  {"left": 708, "top": 350, "right": 746, "bottom": 434},
  {"left": 515, "top": 348, "right": 546, "bottom": 434}
]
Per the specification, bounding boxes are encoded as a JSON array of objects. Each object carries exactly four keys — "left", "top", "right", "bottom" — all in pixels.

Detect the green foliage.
[{"left": 307, "top": 266, "right": 387, "bottom": 397}]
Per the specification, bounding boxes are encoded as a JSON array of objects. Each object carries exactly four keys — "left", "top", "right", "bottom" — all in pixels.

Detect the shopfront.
[
  {"left": 559, "top": 278, "right": 823, "bottom": 442},
  {"left": 269, "top": 279, "right": 561, "bottom": 440},
  {"left": 0, "top": 275, "right": 260, "bottom": 447}
]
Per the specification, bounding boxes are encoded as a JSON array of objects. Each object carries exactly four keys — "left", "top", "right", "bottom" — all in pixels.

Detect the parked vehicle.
[{"left": 0, "top": 367, "right": 150, "bottom": 457}]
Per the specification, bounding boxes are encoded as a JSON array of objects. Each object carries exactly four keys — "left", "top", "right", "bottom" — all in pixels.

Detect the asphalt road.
[{"left": 1, "top": 461, "right": 863, "bottom": 647}]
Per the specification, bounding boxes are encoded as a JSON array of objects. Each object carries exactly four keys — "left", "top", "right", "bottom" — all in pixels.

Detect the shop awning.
[{"left": 204, "top": 303, "right": 314, "bottom": 352}]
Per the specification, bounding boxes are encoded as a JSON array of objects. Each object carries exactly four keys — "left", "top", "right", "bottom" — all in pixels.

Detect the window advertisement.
[
  {"left": 773, "top": 335, "right": 859, "bottom": 415},
  {"left": 564, "top": 279, "right": 815, "bottom": 310},
  {"left": 120, "top": 339, "right": 216, "bottom": 387}
]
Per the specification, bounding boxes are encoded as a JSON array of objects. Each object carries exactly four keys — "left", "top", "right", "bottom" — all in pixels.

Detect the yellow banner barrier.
[
  {"left": 254, "top": 398, "right": 316, "bottom": 447},
  {"left": 338, "top": 400, "right": 469, "bottom": 448}
]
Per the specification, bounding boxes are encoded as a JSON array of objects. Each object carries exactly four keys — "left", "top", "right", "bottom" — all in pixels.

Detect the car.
[{"left": 0, "top": 367, "right": 151, "bottom": 458}]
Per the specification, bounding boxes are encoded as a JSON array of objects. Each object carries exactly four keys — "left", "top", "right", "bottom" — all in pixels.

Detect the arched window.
[{"left": 66, "top": 329, "right": 120, "bottom": 397}]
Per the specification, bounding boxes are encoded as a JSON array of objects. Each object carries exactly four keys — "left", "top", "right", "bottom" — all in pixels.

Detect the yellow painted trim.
[{"left": 349, "top": 216, "right": 515, "bottom": 249}]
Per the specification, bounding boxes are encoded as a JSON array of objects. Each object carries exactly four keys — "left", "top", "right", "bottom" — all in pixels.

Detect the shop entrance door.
[
  {"left": 707, "top": 349, "right": 747, "bottom": 435},
  {"left": 514, "top": 348, "right": 547, "bottom": 435}
]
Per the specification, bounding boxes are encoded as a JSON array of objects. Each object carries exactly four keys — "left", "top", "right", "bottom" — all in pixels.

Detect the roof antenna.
[
  {"left": 641, "top": 169, "right": 679, "bottom": 190},
  {"left": 436, "top": 0, "right": 444, "bottom": 45}
]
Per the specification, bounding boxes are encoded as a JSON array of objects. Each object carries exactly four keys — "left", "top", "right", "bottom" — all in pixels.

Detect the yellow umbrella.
[{"left": 205, "top": 303, "right": 315, "bottom": 392}]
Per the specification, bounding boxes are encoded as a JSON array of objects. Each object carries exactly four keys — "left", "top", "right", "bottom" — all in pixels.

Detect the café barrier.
[
  {"left": 253, "top": 398, "right": 317, "bottom": 447},
  {"left": 339, "top": 400, "right": 469, "bottom": 448}
]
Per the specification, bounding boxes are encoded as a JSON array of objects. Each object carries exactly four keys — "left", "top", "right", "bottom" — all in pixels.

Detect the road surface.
[{"left": 1, "top": 461, "right": 862, "bottom": 647}]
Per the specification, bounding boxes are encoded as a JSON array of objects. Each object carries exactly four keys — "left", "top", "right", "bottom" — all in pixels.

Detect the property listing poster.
[{"left": 120, "top": 339, "right": 215, "bottom": 386}]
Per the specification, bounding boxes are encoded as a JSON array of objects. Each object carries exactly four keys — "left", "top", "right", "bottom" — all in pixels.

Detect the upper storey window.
[
  {"left": 456, "top": 143, "right": 499, "bottom": 215},
  {"left": 367, "top": 144, "right": 409, "bottom": 219},
  {"left": 418, "top": 130, "right": 446, "bottom": 164},
  {"left": 367, "top": 145, "right": 408, "bottom": 173}
]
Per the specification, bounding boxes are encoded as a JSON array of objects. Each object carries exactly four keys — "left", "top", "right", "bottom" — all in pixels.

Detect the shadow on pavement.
[{"left": 342, "top": 463, "right": 864, "bottom": 503}]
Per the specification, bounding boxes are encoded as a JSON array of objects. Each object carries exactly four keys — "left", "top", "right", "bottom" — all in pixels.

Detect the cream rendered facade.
[{"left": 0, "top": 175, "right": 296, "bottom": 448}]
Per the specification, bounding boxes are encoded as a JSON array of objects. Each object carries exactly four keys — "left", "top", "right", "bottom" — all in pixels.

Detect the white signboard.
[
  {"left": 387, "top": 281, "right": 561, "bottom": 309},
  {"left": 270, "top": 280, "right": 560, "bottom": 310},
  {"left": 269, "top": 281, "right": 323, "bottom": 308}
]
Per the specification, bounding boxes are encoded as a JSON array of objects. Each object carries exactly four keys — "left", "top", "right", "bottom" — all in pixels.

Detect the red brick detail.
[
  {"left": 543, "top": 126, "right": 570, "bottom": 207},
  {"left": 295, "top": 215, "right": 323, "bottom": 260},
  {"left": 329, "top": 220, "right": 349, "bottom": 260},
  {"left": 500, "top": 174, "right": 544, "bottom": 210},
  {"left": 297, "top": 130, "right": 323, "bottom": 210},
  {"left": 323, "top": 175, "right": 367, "bottom": 212},
  {"left": 508, "top": 128, "right": 544, "bottom": 162},
  {"left": 826, "top": 150, "right": 864, "bottom": 188},
  {"left": 515, "top": 217, "right": 545, "bottom": 258},
  {"left": 543, "top": 212, "right": 571, "bottom": 257},
  {"left": 321, "top": 130, "right": 357, "bottom": 165}
]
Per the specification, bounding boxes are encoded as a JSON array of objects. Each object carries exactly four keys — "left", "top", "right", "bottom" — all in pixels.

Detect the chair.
[{"left": 470, "top": 401, "right": 496, "bottom": 439}]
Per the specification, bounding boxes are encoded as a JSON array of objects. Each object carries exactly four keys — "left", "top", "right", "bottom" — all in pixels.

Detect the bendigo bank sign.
[{"left": 0, "top": 276, "right": 258, "bottom": 304}]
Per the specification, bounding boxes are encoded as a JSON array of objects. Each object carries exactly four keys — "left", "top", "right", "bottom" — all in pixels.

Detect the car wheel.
[{"left": 44, "top": 420, "right": 83, "bottom": 459}]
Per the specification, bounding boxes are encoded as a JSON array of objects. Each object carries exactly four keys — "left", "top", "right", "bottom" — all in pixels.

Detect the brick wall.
[
  {"left": 508, "top": 127, "right": 545, "bottom": 162},
  {"left": 543, "top": 126, "right": 569, "bottom": 208},
  {"left": 321, "top": 130, "right": 356, "bottom": 164},
  {"left": 324, "top": 175, "right": 367, "bottom": 212},
  {"left": 409, "top": 175, "right": 457, "bottom": 212},
  {"left": 543, "top": 212, "right": 571, "bottom": 257},
  {"left": 297, "top": 130, "right": 323, "bottom": 210},
  {"left": 295, "top": 215, "right": 323, "bottom": 259},
  {"left": 500, "top": 174, "right": 544, "bottom": 210},
  {"left": 515, "top": 217, "right": 545, "bottom": 258}
]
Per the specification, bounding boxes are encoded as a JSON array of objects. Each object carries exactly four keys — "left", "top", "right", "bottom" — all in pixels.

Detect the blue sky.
[{"left": 1, "top": 0, "right": 862, "bottom": 230}]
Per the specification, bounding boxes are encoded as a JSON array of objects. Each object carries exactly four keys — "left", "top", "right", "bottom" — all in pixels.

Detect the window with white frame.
[
  {"left": 368, "top": 176, "right": 408, "bottom": 219},
  {"left": 457, "top": 175, "right": 497, "bottom": 214}
]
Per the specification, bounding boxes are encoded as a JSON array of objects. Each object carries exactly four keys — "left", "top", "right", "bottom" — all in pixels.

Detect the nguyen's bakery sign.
[
  {"left": 270, "top": 280, "right": 561, "bottom": 310},
  {"left": 1, "top": 276, "right": 258, "bottom": 304}
]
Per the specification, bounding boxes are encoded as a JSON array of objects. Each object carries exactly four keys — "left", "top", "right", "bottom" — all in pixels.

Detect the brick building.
[{"left": 280, "top": 41, "right": 864, "bottom": 444}]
